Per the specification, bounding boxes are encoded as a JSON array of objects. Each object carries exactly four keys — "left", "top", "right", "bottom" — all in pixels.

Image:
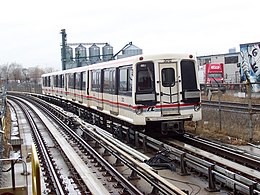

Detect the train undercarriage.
[{"left": 38, "top": 95, "right": 186, "bottom": 139}]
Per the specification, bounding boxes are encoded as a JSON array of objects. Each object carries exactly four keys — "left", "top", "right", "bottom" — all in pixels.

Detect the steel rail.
[
  {"left": 28, "top": 93, "right": 187, "bottom": 195},
  {"left": 32, "top": 97, "right": 146, "bottom": 195},
  {"left": 14, "top": 93, "right": 260, "bottom": 194},
  {"left": 183, "top": 135, "right": 260, "bottom": 170},
  {"left": 80, "top": 123, "right": 186, "bottom": 195},
  {"left": 9, "top": 97, "right": 66, "bottom": 195}
]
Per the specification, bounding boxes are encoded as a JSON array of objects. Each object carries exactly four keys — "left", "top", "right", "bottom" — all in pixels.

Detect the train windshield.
[
  {"left": 181, "top": 60, "right": 197, "bottom": 90},
  {"left": 136, "top": 62, "right": 155, "bottom": 93},
  {"left": 208, "top": 73, "right": 222, "bottom": 78},
  {"left": 181, "top": 60, "right": 200, "bottom": 103}
]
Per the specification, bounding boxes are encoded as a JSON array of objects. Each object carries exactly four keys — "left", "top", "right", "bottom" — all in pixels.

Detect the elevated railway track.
[
  {"left": 2, "top": 92, "right": 260, "bottom": 194},
  {"left": 7, "top": 94, "right": 186, "bottom": 194}
]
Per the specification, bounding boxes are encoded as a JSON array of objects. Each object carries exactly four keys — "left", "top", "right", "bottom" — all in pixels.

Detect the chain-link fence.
[{"left": 200, "top": 82, "right": 260, "bottom": 142}]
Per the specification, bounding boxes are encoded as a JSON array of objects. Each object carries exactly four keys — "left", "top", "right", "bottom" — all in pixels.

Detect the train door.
[
  {"left": 103, "top": 68, "right": 118, "bottom": 115},
  {"left": 51, "top": 75, "right": 54, "bottom": 93},
  {"left": 61, "top": 74, "right": 65, "bottom": 96},
  {"left": 64, "top": 74, "right": 68, "bottom": 97},
  {"left": 159, "top": 62, "right": 180, "bottom": 115},
  {"left": 75, "top": 72, "right": 82, "bottom": 102},
  {"left": 98, "top": 70, "right": 103, "bottom": 110},
  {"left": 68, "top": 73, "right": 76, "bottom": 100},
  {"left": 111, "top": 69, "right": 118, "bottom": 114},
  {"left": 90, "top": 70, "right": 103, "bottom": 110}
]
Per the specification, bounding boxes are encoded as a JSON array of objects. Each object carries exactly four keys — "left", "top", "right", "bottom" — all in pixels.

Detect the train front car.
[{"left": 133, "top": 54, "right": 201, "bottom": 136}]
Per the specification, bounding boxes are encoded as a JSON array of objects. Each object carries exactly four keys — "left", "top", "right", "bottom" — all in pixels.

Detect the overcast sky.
[{"left": 1, "top": 0, "right": 259, "bottom": 69}]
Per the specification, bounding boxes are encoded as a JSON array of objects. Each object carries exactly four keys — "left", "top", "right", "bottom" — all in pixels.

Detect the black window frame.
[
  {"left": 181, "top": 60, "right": 200, "bottom": 103},
  {"left": 181, "top": 60, "right": 198, "bottom": 90},
  {"left": 162, "top": 68, "right": 175, "bottom": 87},
  {"left": 60, "top": 74, "right": 64, "bottom": 88},
  {"left": 91, "top": 70, "right": 102, "bottom": 92},
  {"left": 136, "top": 61, "right": 155, "bottom": 94},
  {"left": 48, "top": 76, "right": 51, "bottom": 87},
  {"left": 68, "top": 73, "right": 75, "bottom": 89},
  {"left": 75, "top": 72, "right": 81, "bottom": 90},
  {"left": 224, "top": 56, "right": 238, "bottom": 64},
  {"left": 118, "top": 65, "right": 133, "bottom": 96},
  {"left": 103, "top": 68, "right": 117, "bottom": 94},
  {"left": 81, "top": 72, "right": 86, "bottom": 91}
]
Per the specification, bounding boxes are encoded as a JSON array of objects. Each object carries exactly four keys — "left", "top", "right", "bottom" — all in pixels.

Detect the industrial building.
[
  {"left": 197, "top": 41, "right": 260, "bottom": 92},
  {"left": 60, "top": 29, "right": 142, "bottom": 70},
  {"left": 197, "top": 50, "right": 241, "bottom": 84}
]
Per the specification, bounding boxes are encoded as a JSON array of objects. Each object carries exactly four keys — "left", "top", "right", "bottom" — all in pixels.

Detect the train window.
[
  {"left": 181, "top": 60, "right": 200, "bottom": 103},
  {"left": 129, "top": 68, "right": 133, "bottom": 91},
  {"left": 119, "top": 66, "right": 132, "bottom": 96},
  {"left": 64, "top": 74, "right": 68, "bottom": 91},
  {"left": 56, "top": 75, "right": 59, "bottom": 87},
  {"left": 181, "top": 60, "right": 197, "bottom": 90},
  {"left": 103, "top": 69, "right": 110, "bottom": 91},
  {"left": 42, "top": 78, "right": 44, "bottom": 86},
  {"left": 162, "top": 68, "right": 175, "bottom": 87},
  {"left": 57, "top": 75, "right": 60, "bottom": 88},
  {"left": 103, "top": 68, "right": 116, "bottom": 94},
  {"left": 136, "top": 62, "right": 155, "bottom": 93},
  {"left": 91, "top": 70, "right": 101, "bottom": 92},
  {"left": 135, "top": 62, "right": 156, "bottom": 105},
  {"left": 111, "top": 69, "right": 116, "bottom": 94},
  {"left": 68, "top": 74, "right": 72, "bottom": 88},
  {"left": 61, "top": 75, "right": 65, "bottom": 88},
  {"left": 119, "top": 69, "right": 127, "bottom": 91},
  {"left": 68, "top": 73, "right": 75, "bottom": 89},
  {"left": 81, "top": 72, "right": 86, "bottom": 91},
  {"left": 48, "top": 76, "right": 51, "bottom": 87},
  {"left": 60, "top": 75, "right": 64, "bottom": 88},
  {"left": 75, "top": 73, "right": 81, "bottom": 90}
]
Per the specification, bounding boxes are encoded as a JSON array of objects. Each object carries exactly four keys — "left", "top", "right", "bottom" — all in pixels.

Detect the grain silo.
[
  {"left": 89, "top": 44, "right": 100, "bottom": 64},
  {"left": 102, "top": 43, "right": 113, "bottom": 61}
]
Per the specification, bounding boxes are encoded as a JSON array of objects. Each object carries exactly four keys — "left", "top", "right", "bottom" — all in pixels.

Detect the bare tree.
[
  {"left": 1, "top": 62, "right": 57, "bottom": 92},
  {"left": 8, "top": 63, "right": 23, "bottom": 82},
  {"left": 43, "top": 66, "right": 58, "bottom": 74},
  {"left": 28, "top": 67, "right": 45, "bottom": 84},
  {"left": 0, "top": 64, "right": 8, "bottom": 85}
]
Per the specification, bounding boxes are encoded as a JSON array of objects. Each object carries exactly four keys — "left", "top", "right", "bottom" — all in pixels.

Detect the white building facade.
[{"left": 197, "top": 52, "right": 241, "bottom": 83}]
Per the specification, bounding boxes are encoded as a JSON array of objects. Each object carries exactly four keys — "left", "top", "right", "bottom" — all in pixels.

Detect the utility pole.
[
  {"left": 247, "top": 81, "right": 253, "bottom": 142},
  {"left": 61, "top": 29, "right": 67, "bottom": 70}
]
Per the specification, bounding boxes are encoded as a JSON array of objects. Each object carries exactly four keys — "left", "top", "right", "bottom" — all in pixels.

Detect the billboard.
[{"left": 240, "top": 42, "right": 260, "bottom": 92}]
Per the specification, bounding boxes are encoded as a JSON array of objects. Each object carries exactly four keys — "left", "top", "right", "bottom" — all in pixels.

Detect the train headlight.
[
  {"left": 135, "top": 107, "right": 143, "bottom": 115},
  {"left": 194, "top": 104, "right": 201, "bottom": 112}
]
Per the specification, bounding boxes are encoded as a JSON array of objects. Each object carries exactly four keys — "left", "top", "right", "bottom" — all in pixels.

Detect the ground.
[{"left": 186, "top": 93, "right": 260, "bottom": 145}]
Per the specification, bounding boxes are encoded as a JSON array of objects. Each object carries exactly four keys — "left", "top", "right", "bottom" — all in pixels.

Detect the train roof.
[{"left": 41, "top": 53, "right": 196, "bottom": 77}]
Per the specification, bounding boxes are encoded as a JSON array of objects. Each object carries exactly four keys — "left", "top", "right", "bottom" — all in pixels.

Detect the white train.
[{"left": 41, "top": 53, "right": 201, "bottom": 136}]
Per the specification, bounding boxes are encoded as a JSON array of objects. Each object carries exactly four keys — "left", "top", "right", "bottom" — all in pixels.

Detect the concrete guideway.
[{"left": 20, "top": 97, "right": 112, "bottom": 195}]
